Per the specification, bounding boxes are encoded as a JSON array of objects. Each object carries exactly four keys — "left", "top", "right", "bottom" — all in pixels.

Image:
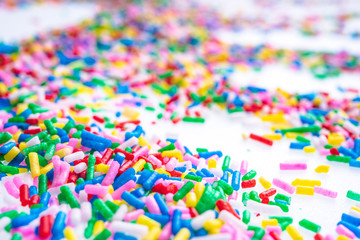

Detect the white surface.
[
  {"left": 0, "top": 1, "right": 359, "bottom": 239},
  {"left": 0, "top": 2, "right": 97, "bottom": 43}
]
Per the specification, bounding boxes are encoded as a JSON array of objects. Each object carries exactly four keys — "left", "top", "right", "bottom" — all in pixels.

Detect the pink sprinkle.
[
  {"left": 279, "top": 163, "right": 307, "bottom": 170},
  {"left": 272, "top": 178, "right": 295, "bottom": 194},
  {"left": 240, "top": 160, "right": 248, "bottom": 175},
  {"left": 112, "top": 180, "right": 136, "bottom": 200},
  {"left": 148, "top": 155, "right": 162, "bottom": 169},
  {"left": 314, "top": 186, "right": 338, "bottom": 198},
  {"left": 183, "top": 154, "right": 199, "bottom": 166},
  {"left": 133, "top": 145, "right": 149, "bottom": 160},
  {"left": 102, "top": 161, "right": 120, "bottom": 186},
  {"left": 84, "top": 184, "right": 109, "bottom": 196},
  {"left": 336, "top": 224, "right": 355, "bottom": 239},
  {"left": 319, "top": 148, "right": 330, "bottom": 156},
  {"left": 13, "top": 177, "right": 24, "bottom": 189},
  {"left": 145, "top": 195, "right": 161, "bottom": 215},
  {"left": 174, "top": 141, "right": 186, "bottom": 155},
  {"left": 158, "top": 222, "right": 172, "bottom": 240},
  {"left": 124, "top": 209, "right": 145, "bottom": 222},
  {"left": 266, "top": 226, "right": 282, "bottom": 235},
  {"left": 4, "top": 126, "right": 18, "bottom": 134},
  {"left": 165, "top": 157, "right": 177, "bottom": 171},
  {"left": 165, "top": 193, "right": 174, "bottom": 203},
  {"left": 67, "top": 138, "right": 79, "bottom": 149}
]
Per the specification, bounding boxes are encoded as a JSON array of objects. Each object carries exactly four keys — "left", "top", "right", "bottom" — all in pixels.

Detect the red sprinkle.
[{"left": 249, "top": 133, "right": 273, "bottom": 146}]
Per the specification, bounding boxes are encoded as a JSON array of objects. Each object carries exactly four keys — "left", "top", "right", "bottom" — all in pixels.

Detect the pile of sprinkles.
[{"left": 0, "top": 0, "right": 360, "bottom": 240}]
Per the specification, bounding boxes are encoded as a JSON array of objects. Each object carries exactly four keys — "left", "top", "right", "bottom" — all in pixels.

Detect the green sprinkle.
[
  {"left": 84, "top": 218, "right": 96, "bottom": 239},
  {"left": 249, "top": 191, "right": 261, "bottom": 203},
  {"left": 0, "top": 132, "right": 13, "bottom": 145},
  {"left": 144, "top": 162, "right": 154, "bottom": 171},
  {"left": 281, "top": 125, "right": 321, "bottom": 133},
  {"left": 38, "top": 174, "right": 48, "bottom": 196},
  {"left": 11, "top": 233, "right": 22, "bottom": 240},
  {"left": 44, "top": 144, "right": 56, "bottom": 161},
  {"left": 182, "top": 116, "right": 205, "bottom": 123},
  {"left": 174, "top": 181, "right": 195, "bottom": 202},
  {"left": 44, "top": 119, "right": 58, "bottom": 135},
  {"left": 145, "top": 106, "right": 155, "bottom": 111},
  {"left": 242, "top": 170, "right": 257, "bottom": 181},
  {"left": 196, "top": 148, "right": 208, "bottom": 153},
  {"left": 184, "top": 174, "right": 202, "bottom": 182},
  {"left": 326, "top": 155, "right": 351, "bottom": 163},
  {"left": 299, "top": 219, "right": 321, "bottom": 233},
  {"left": 0, "top": 165, "right": 19, "bottom": 175},
  {"left": 274, "top": 193, "right": 291, "bottom": 205},
  {"left": 60, "top": 185, "right": 80, "bottom": 208},
  {"left": 222, "top": 155, "right": 231, "bottom": 171},
  {"left": 347, "top": 190, "right": 360, "bottom": 201},
  {"left": 242, "top": 192, "right": 250, "bottom": 206},
  {"left": 94, "top": 229, "right": 111, "bottom": 240},
  {"left": 158, "top": 143, "right": 175, "bottom": 153},
  {"left": 296, "top": 135, "right": 311, "bottom": 143},
  {"left": 213, "top": 180, "right": 233, "bottom": 195},
  {"left": 242, "top": 210, "right": 251, "bottom": 224},
  {"left": 248, "top": 225, "right": 265, "bottom": 239},
  {"left": 93, "top": 199, "right": 114, "bottom": 221}
]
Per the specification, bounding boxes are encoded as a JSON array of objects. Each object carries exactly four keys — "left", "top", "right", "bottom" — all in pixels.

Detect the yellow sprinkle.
[
  {"left": 108, "top": 185, "right": 114, "bottom": 194},
  {"left": 351, "top": 206, "right": 360, "bottom": 213},
  {"left": 0, "top": 83, "right": 7, "bottom": 95},
  {"left": 241, "top": 133, "right": 248, "bottom": 140},
  {"left": 173, "top": 228, "right": 191, "bottom": 240},
  {"left": 40, "top": 163, "right": 54, "bottom": 175},
  {"left": 295, "top": 186, "right": 314, "bottom": 195},
  {"left": 263, "top": 134, "right": 282, "bottom": 141},
  {"left": 162, "top": 149, "right": 183, "bottom": 162},
  {"left": 123, "top": 106, "right": 140, "bottom": 120},
  {"left": 155, "top": 167, "right": 171, "bottom": 176},
  {"left": 285, "top": 132, "right": 298, "bottom": 139},
  {"left": 270, "top": 124, "right": 292, "bottom": 131},
  {"left": 304, "top": 146, "right": 316, "bottom": 153},
  {"left": 194, "top": 182, "right": 205, "bottom": 200},
  {"left": 138, "top": 136, "right": 151, "bottom": 149},
  {"left": 113, "top": 200, "right": 122, "bottom": 206},
  {"left": 203, "top": 219, "right": 223, "bottom": 234},
  {"left": 143, "top": 226, "right": 161, "bottom": 240},
  {"left": 132, "top": 159, "right": 146, "bottom": 173},
  {"left": 337, "top": 235, "right": 351, "bottom": 240},
  {"left": 4, "top": 147, "right": 20, "bottom": 162},
  {"left": 262, "top": 219, "right": 278, "bottom": 228},
  {"left": 38, "top": 123, "right": 46, "bottom": 129},
  {"left": 261, "top": 113, "right": 286, "bottom": 123},
  {"left": 54, "top": 147, "right": 72, "bottom": 159},
  {"left": 259, "top": 176, "right": 271, "bottom": 189},
  {"left": 95, "top": 164, "right": 110, "bottom": 174},
  {"left": 53, "top": 123, "right": 65, "bottom": 128},
  {"left": 19, "top": 142, "right": 27, "bottom": 152},
  {"left": 137, "top": 215, "right": 161, "bottom": 229},
  {"left": 12, "top": 131, "right": 21, "bottom": 142},
  {"left": 315, "top": 165, "right": 330, "bottom": 173},
  {"left": 93, "top": 220, "right": 105, "bottom": 236},
  {"left": 73, "top": 116, "right": 90, "bottom": 124},
  {"left": 51, "top": 135, "right": 60, "bottom": 141},
  {"left": 286, "top": 225, "right": 303, "bottom": 240},
  {"left": 19, "top": 168, "right": 28, "bottom": 173},
  {"left": 208, "top": 159, "right": 216, "bottom": 169},
  {"left": 328, "top": 134, "right": 345, "bottom": 146},
  {"left": 291, "top": 179, "right": 321, "bottom": 187},
  {"left": 185, "top": 192, "right": 197, "bottom": 207},
  {"left": 29, "top": 152, "right": 40, "bottom": 178},
  {"left": 64, "top": 227, "right": 77, "bottom": 240}
]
